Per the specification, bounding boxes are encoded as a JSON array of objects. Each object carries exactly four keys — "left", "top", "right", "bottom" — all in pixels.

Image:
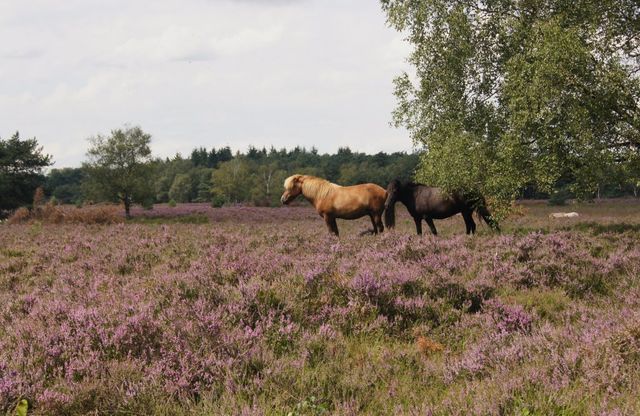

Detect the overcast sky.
[{"left": 0, "top": 0, "right": 413, "bottom": 168}]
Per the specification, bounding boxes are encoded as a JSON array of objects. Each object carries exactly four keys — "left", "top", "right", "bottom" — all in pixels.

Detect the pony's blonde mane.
[
  {"left": 301, "top": 175, "right": 338, "bottom": 200},
  {"left": 284, "top": 174, "right": 338, "bottom": 201}
]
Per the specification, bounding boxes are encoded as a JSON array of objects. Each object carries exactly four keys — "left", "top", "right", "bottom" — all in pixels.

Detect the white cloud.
[{"left": 0, "top": 0, "right": 413, "bottom": 167}]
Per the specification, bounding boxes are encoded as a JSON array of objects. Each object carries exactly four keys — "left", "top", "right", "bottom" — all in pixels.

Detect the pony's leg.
[
  {"left": 369, "top": 214, "right": 378, "bottom": 234},
  {"left": 462, "top": 211, "right": 476, "bottom": 234},
  {"left": 425, "top": 217, "right": 438, "bottom": 235},
  {"left": 414, "top": 216, "right": 423, "bottom": 235},
  {"left": 324, "top": 215, "right": 339, "bottom": 236},
  {"left": 375, "top": 214, "right": 384, "bottom": 233}
]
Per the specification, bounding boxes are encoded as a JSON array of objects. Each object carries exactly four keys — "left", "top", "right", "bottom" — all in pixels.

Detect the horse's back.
[
  {"left": 324, "top": 183, "right": 386, "bottom": 218},
  {"left": 414, "top": 185, "right": 463, "bottom": 218}
]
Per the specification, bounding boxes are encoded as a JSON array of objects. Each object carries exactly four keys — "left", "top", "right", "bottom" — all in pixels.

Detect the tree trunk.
[{"left": 124, "top": 195, "right": 131, "bottom": 219}]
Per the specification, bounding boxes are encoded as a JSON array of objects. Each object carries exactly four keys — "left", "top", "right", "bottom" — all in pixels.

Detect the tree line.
[
  {"left": 1, "top": 127, "right": 419, "bottom": 217},
  {"left": 2, "top": 123, "right": 639, "bottom": 219}
]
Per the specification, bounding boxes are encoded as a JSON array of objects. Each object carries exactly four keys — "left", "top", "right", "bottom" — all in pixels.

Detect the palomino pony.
[
  {"left": 281, "top": 174, "right": 387, "bottom": 236},
  {"left": 384, "top": 179, "right": 499, "bottom": 235}
]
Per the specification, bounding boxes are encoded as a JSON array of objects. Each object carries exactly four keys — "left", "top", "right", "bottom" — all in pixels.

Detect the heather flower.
[
  {"left": 351, "top": 271, "right": 390, "bottom": 300},
  {"left": 485, "top": 299, "right": 534, "bottom": 335},
  {"left": 318, "top": 323, "right": 337, "bottom": 339},
  {"left": 37, "top": 389, "right": 71, "bottom": 408}
]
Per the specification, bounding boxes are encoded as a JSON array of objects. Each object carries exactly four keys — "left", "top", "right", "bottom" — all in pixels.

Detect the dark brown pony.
[
  {"left": 281, "top": 174, "right": 387, "bottom": 236},
  {"left": 384, "top": 179, "right": 499, "bottom": 235}
]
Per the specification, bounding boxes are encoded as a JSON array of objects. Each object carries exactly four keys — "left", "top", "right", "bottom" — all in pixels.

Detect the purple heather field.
[{"left": 1, "top": 201, "right": 640, "bottom": 415}]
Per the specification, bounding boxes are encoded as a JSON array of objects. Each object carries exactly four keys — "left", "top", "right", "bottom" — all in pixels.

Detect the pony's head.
[
  {"left": 385, "top": 179, "right": 402, "bottom": 207},
  {"left": 281, "top": 174, "right": 304, "bottom": 204},
  {"left": 384, "top": 179, "right": 403, "bottom": 229}
]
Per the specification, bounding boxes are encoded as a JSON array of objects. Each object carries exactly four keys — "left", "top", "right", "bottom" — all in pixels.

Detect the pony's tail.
[
  {"left": 474, "top": 197, "right": 500, "bottom": 232},
  {"left": 384, "top": 200, "right": 396, "bottom": 229}
]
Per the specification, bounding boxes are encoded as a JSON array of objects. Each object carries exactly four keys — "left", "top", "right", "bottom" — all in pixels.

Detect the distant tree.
[
  {"left": 154, "top": 155, "right": 192, "bottom": 202},
  {"left": 384, "top": 152, "right": 420, "bottom": 183},
  {"left": 168, "top": 173, "right": 192, "bottom": 203},
  {"left": 190, "top": 147, "right": 209, "bottom": 167},
  {"left": 217, "top": 147, "right": 233, "bottom": 164},
  {"left": 45, "top": 167, "right": 85, "bottom": 204},
  {"left": 338, "top": 163, "right": 361, "bottom": 185},
  {"left": 211, "top": 158, "right": 252, "bottom": 204},
  {"left": 623, "top": 157, "right": 640, "bottom": 197},
  {"left": 192, "top": 168, "right": 213, "bottom": 202},
  {"left": 251, "top": 162, "right": 287, "bottom": 206},
  {"left": 207, "top": 148, "right": 218, "bottom": 168},
  {"left": 247, "top": 146, "right": 267, "bottom": 161},
  {"left": 195, "top": 181, "right": 211, "bottom": 202},
  {"left": 83, "top": 125, "right": 154, "bottom": 218},
  {"left": 372, "top": 152, "right": 388, "bottom": 168},
  {"left": 0, "top": 131, "right": 52, "bottom": 213}
]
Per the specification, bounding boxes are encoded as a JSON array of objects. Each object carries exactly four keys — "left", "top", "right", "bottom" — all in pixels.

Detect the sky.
[{"left": 0, "top": 0, "right": 414, "bottom": 168}]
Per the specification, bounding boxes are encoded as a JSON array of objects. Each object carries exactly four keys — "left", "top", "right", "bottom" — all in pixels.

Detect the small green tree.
[
  {"left": 211, "top": 158, "right": 252, "bottom": 204},
  {"left": 168, "top": 173, "right": 191, "bottom": 203},
  {"left": 83, "top": 125, "right": 154, "bottom": 218},
  {"left": 190, "top": 167, "right": 213, "bottom": 202},
  {"left": 0, "top": 132, "right": 52, "bottom": 213},
  {"left": 45, "top": 167, "right": 85, "bottom": 204},
  {"left": 153, "top": 155, "right": 192, "bottom": 202},
  {"left": 250, "top": 162, "right": 286, "bottom": 206}
]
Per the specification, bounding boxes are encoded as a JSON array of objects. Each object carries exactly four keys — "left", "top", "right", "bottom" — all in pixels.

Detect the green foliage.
[
  {"left": 193, "top": 168, "right": 213, "bottom": 202},
  {"left": 168, "top": 199, "right": 177, "bottom": 207},
  {"left": 168, "top": 173, "right": 191, "bottom": 203},
  {"left": 548, "top": 188, "right": 571, "bottom": 206},
  {"left": 141, "top": 197, "right": 154, "bottom": 210},
  {"left": 190, "top": 145, "right": 232, "bottom": 168},
  {"left": 82, "top": 125, "right": 155, "bottom": 218},
  {"left": 211, "top": 194, "right": 225, "bottom": 208},
  {"left": 251, "top": 162, "right": 288, "bottom": 206},
  {"left": 44, "top": 167, "right": 85, "bottom": 204},
  {"left": 0, "top": 132, "right": 52, "bottom": 213},
  {"left": 382, "top": 0, "right": 640, "bottom": 216},
  {"left": 13, "top": 399, "right": 28, "bottom": 416},
  {"left": 211, "top": 158, "right": 253, "bottom": 204},
  {"left": 153, "top": 155, "right": 193, "bottom": 203}
]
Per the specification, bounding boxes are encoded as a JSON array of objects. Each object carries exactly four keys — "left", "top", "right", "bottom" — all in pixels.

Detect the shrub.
[
  {"left": 168, "top": 199, "right": 177, "bottom": 208},
  {"left": 211, "top": 195, "right": 225, "bottom": 208},
  {"left": 7, "top": 207, "right": 30, "bottom": 224},
  {"left": 32, "top": 186, "right": 45, "bottom": 208},
  {"left": 548, "top": 189, "right": 571, "bottom": 206},
  {"left": 141, "top": 198, "right": 154, "bottom": 210}
]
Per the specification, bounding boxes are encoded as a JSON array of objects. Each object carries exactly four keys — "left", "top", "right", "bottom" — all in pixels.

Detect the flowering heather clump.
[
  {"left": 1, "top": 201, "right": 640, "bottom": 415},
  {"left": 486, "top": 298, "right": 533, "bottom": 335}
]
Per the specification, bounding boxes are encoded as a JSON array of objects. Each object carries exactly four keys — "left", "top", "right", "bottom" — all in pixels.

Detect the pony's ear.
[{"left": 293, "top": 174, "right": 303, "bottom": 184}]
